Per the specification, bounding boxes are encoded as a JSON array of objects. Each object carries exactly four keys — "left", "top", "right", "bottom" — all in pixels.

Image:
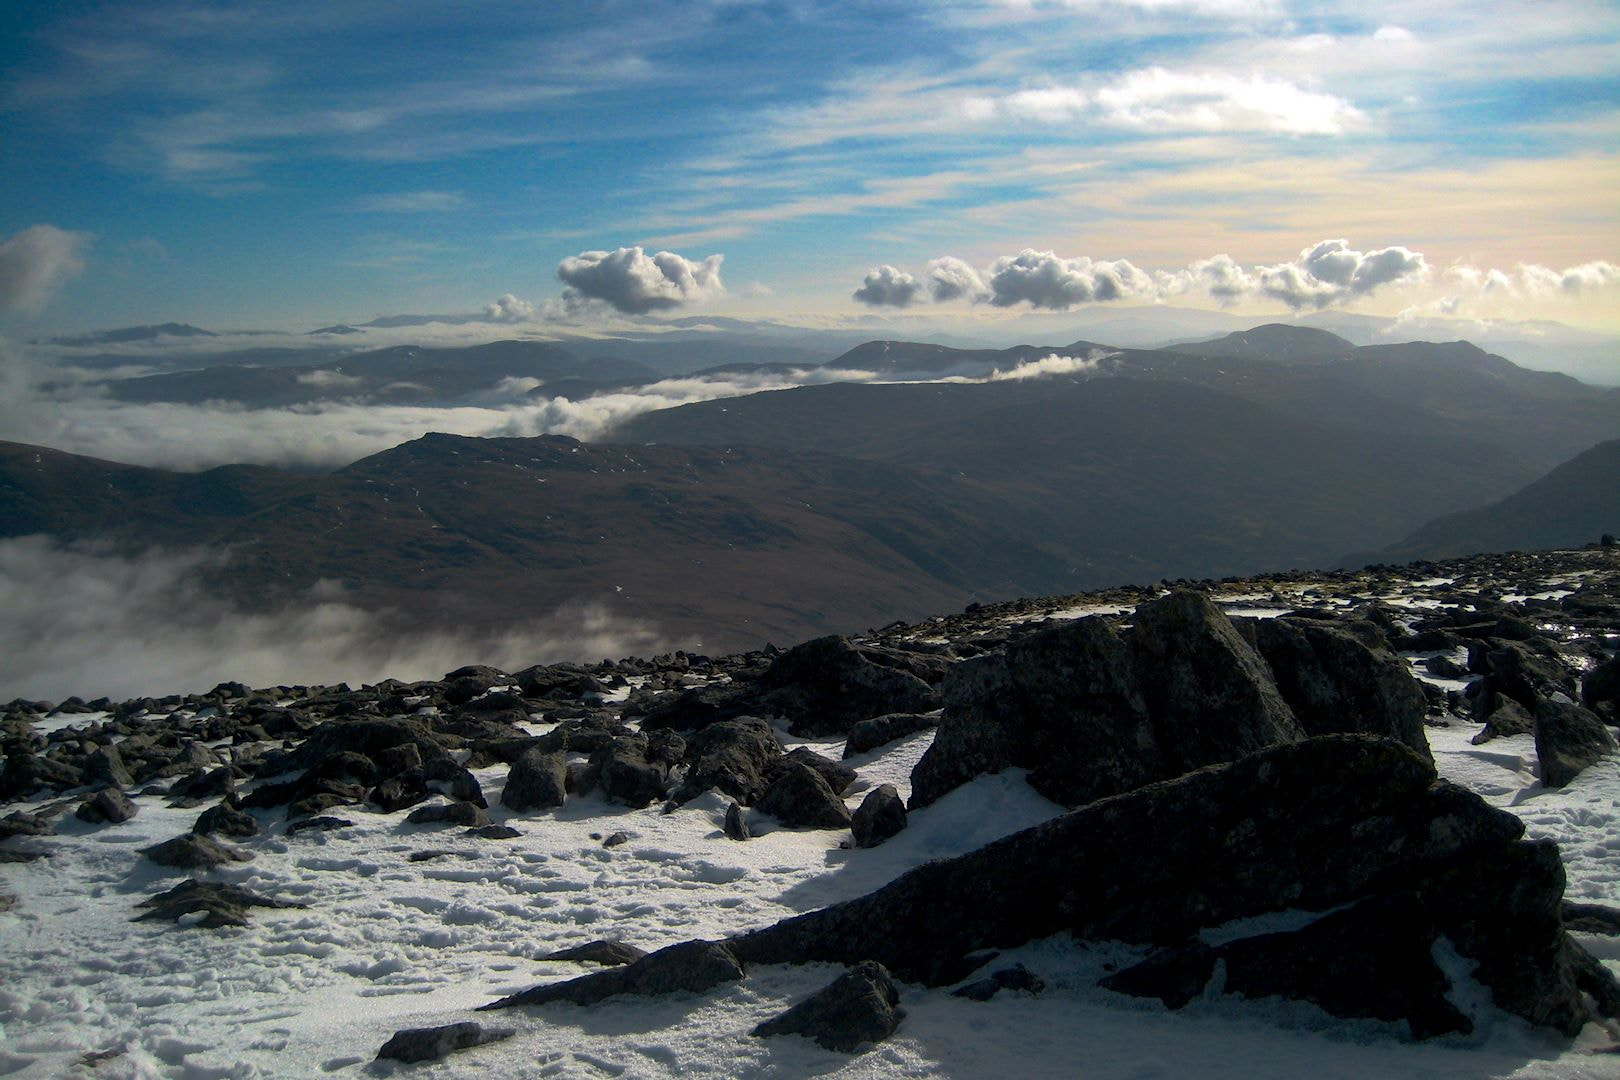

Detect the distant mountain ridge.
[{"left": 1371, "top": 439, "right": 1620, "bottom": 562}]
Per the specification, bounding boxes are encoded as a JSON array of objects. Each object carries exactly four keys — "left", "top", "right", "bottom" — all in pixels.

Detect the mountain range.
[{"left": 3, "top": 324, "right": 1616, "bottom": 650}]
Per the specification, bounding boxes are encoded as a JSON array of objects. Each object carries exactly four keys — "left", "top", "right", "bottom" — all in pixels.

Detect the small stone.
[{"left": 724, "top": 802, "right": 751, "bottom": 841}]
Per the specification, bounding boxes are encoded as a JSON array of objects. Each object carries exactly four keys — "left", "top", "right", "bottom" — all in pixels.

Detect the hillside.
[{"left": 1375, "top": 439, "right": 1620, "bottom": 562}]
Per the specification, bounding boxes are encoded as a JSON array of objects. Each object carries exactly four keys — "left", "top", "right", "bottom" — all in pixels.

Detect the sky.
[{"left": 0, "top": 0, "right": 1617, "bottom": 334}]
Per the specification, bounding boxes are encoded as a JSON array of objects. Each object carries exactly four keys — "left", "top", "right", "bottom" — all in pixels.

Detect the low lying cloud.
[
  {"left": 0, "top": 536, "right": 676, "bottom": 702},
  {"left": 927, "top": 256, "right": 989, "bottom": 303},
  {"left": 853, "top": 265, "right": 923, "bottom": 307},
  {"left": 0, "top": 224, "right": 92, "bottom": 313},
  {"left": 556, "top": 246, "right": 724, "bottom": 314},
  {"left": 484, "top": 292, "right": 537, "bottom": 322},
  {"left": 984, "top": 349, "right": 1115, "bottom": 381}
]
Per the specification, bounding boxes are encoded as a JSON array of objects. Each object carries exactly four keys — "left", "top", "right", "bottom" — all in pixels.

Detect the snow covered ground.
[{"left": 3, "top": 704, "right": 1618, "bottom": 1080}]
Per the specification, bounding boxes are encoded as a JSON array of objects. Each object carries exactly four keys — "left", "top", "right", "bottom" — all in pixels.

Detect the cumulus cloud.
[
  {"left": 927, "top": 256, "right": 990, "bottom": 303},
  {"left": 852, "top": 265, "right": 923, "bottom": 307},
  {"left": 985, "top": 249, "right": 1156, "bottom": 309},
  {"left": 483, "top": 293, "right": 536, "bottom": 322},
  {"left": 0, "top": 224, "right": 92, "bottom": 313},
  {"left": 0, "top": 536, "right": 675, "bottom": 701},
  {"left": 556, "top": 246, "right": 724, "bottom": 314},
  {"left": 1254, "top": 240, "right": 1428, "bottom": 309},
  {"left": 1449, "top": 260, "right": 1620, "bottom": 297}
]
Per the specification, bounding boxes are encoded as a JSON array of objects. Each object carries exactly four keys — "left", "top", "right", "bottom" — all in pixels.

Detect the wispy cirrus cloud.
[{"left": 350, "top": 189, "right": 467, "bottom": 213}]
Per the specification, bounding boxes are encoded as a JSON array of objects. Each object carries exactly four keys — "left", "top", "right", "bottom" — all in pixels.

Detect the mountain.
[
  {"left": 1161, "top": 323, "right": 1355, "bottom": 365},
  {"left": 102, "top": 340, "right": 662, "bottom": 408},
  {"left": 46, "top": 323, "right": 217, "bottom": 346},
  {"left": 1371, "top": 439, "right": 1620, "bottom": 562},
  {"left": 0, "top": 435, "right": 1055, "bottom": 651}
]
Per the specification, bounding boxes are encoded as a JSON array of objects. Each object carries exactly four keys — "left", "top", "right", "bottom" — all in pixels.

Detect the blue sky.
[{"left": 0, "top": 0, "right": 1616, "bottom": 332}]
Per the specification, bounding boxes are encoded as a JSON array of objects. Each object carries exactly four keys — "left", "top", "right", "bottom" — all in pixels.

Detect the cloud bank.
[
  {"left": 857, "top": 238, "right": 1451, "bottom": 312},
  {"left": 0, "top": 224, "right": 92, "bottom": 313},
  {"left": 0, "top": 536, "right": 675, "bottom": 702},
  {"left": 556, "top": 246, "right": 724, "bottom": 314}
]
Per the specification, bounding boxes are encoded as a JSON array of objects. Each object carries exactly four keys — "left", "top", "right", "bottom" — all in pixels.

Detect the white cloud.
[
  {"left": 484, "top": 293, "right": 537, "bottom": 322},
  {"left": 984, "top": 349, "right": 1116, "bottom": 381},
  {"left": 971, "top": 68, "right": 1364, "bottom": 137},
  {"left": 350, "top": 189, "right": 467, "bottom": 213},
  {"left": 985, "top": 249, "right": 1157, "bottom": 309},
  {"left": 928, "top": 256, "right": 991, "bottom": 303},
  {"left": 556, "top": 246, "right": 724, "bottom": 314},
  {"left": 0, "top": 225, "right": 92, "bottom": 313},
  {"left": 0, "top": 536, "right": 673, "bottom": 701},
  {"left": 853, "top": 265, "right": 923, "bottom": 307}
]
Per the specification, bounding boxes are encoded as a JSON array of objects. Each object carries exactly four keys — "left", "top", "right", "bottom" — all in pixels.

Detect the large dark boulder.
[
  {"left": 756, "top": 762, "right": 852, "bottom": 829},
  {"left": 76, "top": 788, "right": 138, "bottom": 824},
  {"left": 770, "top": 747, "right": 857, "bottom": 797},
  {"left": 136, "top": 878, "right": 304, "bottom": 929},
  {"left": 851, "top": 784, "right": 906, "bottom": 849},
  {"left": 752, "top": 961, "right": 904, "bottom": 1052},
  {"left": 584, "top": 736, "right": 670, "bottom": 809},
  {"left": 0, "top": 752, "right": 83, "bottom": 799},
  {"left": 672, "top": 717, "right": 783, "bottom": 805},
  {"left": 1582, "top": 654, "right": 1620, "bottom": 719},
  {"left": 1535, "top": 698, "right": 1618, "bottom": 788},
  {"left": 1241, "top": 616, "right": 1431, "bottom": 761},
  {"left": 1128, "top": 591, "right": 1304, "bottom": 773},
  {"left": 142, "top": 834, "right": 254, "bottom": 869},
  {"left": 754, "top": 636, "right": 943, "bottom": 737},
  {"left": 481, "top": 940, "right": 744, "bottom": 1010},
  {"left": 723, "top": 736, "right": 1608, "bottom": 1037},
  {"left": 910, "top": 617, "right": 1162, "bottom": 810},
  {"left": 502, "top": 748, "right": 567, "bottom": 812}
]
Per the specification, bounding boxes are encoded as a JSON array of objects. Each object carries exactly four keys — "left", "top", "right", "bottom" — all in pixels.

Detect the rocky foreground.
[{"left": 2, "top": 546, "right": 1619, "bottom": 1073}]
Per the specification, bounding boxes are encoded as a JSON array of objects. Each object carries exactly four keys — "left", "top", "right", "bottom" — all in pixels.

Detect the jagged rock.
[
  {"left": 1424, "top": 653, "right": 1466, "bottom": 678},
  {"left": 285, "top": 717, "right": 448, "bottom": 774},
  {"left": 752, "top": 961, "right": 904, "bottom": 1052},
  {"left": 911, "top": 617, "right": 1162, "bottom": 809},
  {"left": 724, "top": 801, "right": 751, "bottom": 841},
  {"left": 442, "top": 664, "right": 514, "bottom": 705},
  {"left": 757, "top": 762, "right": 852, "bottom": 829},
  {"left": 1472, "top": 694, "right": 1538, "bottom": 744},
  {"left": 725, "top": 736, "right": 1605, "bottom": 1036},
  {"left": 375, "top": 1021, "right": 513, "bottom": 1063},
  {"left": 1563, "top": 901, "right": 1620, "bottom": 935},
  {"left": 843, "top": 712, "right": 938, "bottom": 758},
  {"left": 1102, "top": 844, "right": 1590, "bottom": 1039},
  {"left": 167, "top": 767, "right": 236, "bottom": 802},
  {"left": 536, "top": 940, "right": 647, "bottom": 966},
  {"left": 772, "top": 748, "right": 857, "bottom": 796},
  {"left": 142, "top": 833, "right": 253, "bottom": 869},
  {"left": 76, "top": 788, "right": 137, "bottom": 824},
  {"left": 193, "top": 800, "right": 259, "bottom": 838},
  {"left": 1129, "top": 590, "right": 1304, "bottom": 773},
  {"left": 135, "top": 878, "right": 304, "bottom": 929},
  {"left": 285, "top": 815, "right": 352, "bottom": 835},
  {"left": 83, "top": 745, "right": 133, "bottom": 788},
  {"left": 0, "top": 752, "right": 84, "bottom": 799},
  {"left": 406, "top": 801, "right": 491, "bottom": 828},
  {"left": 0, "top": 811, "right": 53, "bottom": 840},
  {"left": 754, "top": 636, "right": 943, "bottom": 737},
  {"left": 673, "top": 717, "right": 783, "bottom": 805},
  {"left": 851, "top": 784, "right": 906, "bottom": 849},
  {"left": 308, "top": 751, "right": 379, "bottom": 786},
  {"left": 638, "top": 683, "right": 753, "bottom": 733},
  {"left": 515, "top": 662, "right": 600, "bottom": 700},
  {"left": 482, "top": 939, "right": 744, "bottom": 1009},
  {"left": 952, "top": 964, "right": 1045, "bottom": 1001},
  {"left": 1241, "top": 617, "right": 1431, "bottom": 761},
  {"left": 586, "top": 736, "right": 670, "bottom": 809},
  {"left": 501, "top": 748, "right": 567, "bottom": 812},
  {"left": 1535, "top": 699, "right": 1618, "bottom": 788},
  {"left": 469, "top": 824, "right": 522, "bottom": 840},
  {"left": 422, "top": 758, "right": 486, "bottom": 807},
  {"left": 602, "top": 830, "right": 630, "bottom": 848},
  {"left": 373, "top": 742, "right": 423, "bottom": 777},
  {"left": 1583, "top": 655, "right": 1620, "bottom": 717},
  {"left": 369, "top": 773, "right": 430, "bottom": 812}
]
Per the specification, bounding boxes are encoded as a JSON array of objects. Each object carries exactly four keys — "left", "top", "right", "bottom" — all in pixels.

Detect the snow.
[{"left": 2, "top": 700, "right": 1618, "bottom": 1076}]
